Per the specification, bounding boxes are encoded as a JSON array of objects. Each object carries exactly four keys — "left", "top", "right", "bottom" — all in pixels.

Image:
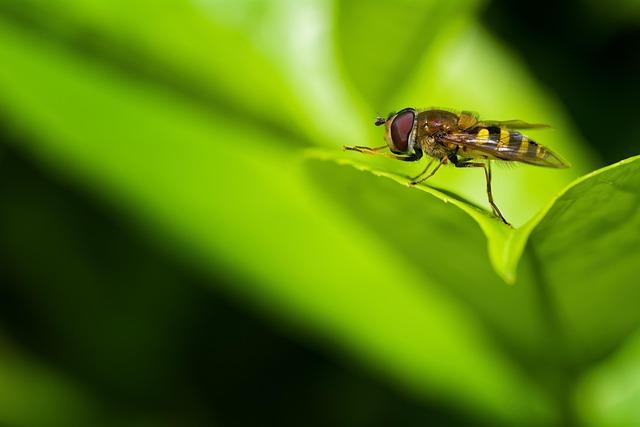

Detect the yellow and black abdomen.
[{"left": 470, "top": 126, "right": 569, "bottom": 168}]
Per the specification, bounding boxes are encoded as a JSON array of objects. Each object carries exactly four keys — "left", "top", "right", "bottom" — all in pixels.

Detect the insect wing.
[
  {"left": 457, "top": 110, "right": 479, "bottom": 130},
  {"left": 476, "top": 119, "right": 550, "bottom": 129},
  {"left": 444, "top": 129, "right": 569, "bottom": 168}
]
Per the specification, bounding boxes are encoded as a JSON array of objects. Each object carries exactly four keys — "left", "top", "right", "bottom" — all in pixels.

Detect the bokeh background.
[{"left": 0, "top": 0, "right": 639, "bottom": 426}]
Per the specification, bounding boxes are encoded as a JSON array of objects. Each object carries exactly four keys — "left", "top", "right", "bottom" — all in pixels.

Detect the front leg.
[
  {"left": 343, "top": 145, "right": 423, "bottom": 162},
  {"left": 343, "top": 145, "right": 387, "bottom": 154}
]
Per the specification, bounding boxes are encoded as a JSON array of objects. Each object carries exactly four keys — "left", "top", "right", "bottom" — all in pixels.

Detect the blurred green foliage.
[{"left": 0, "top": 0, "right": 638, "bottom": 426}]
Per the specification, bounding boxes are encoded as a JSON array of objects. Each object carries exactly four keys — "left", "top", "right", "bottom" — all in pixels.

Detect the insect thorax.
[{"left": 417, "top": 135, "right": 450, "bottom": 160}]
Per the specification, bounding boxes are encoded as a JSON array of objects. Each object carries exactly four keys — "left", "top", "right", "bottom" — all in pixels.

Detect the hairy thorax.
[{"left": 415, "top": 109, "right": 460, "bottom": 160}]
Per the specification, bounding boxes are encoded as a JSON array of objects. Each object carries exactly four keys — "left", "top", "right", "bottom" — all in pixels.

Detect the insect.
[{"left": 344, "top": 108, "right": 569, "bottom": 225}]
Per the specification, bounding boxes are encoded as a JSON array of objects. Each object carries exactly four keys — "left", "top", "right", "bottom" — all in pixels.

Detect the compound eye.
[{"left": 389, "top": 109, "right": 415, "bottom": 153}]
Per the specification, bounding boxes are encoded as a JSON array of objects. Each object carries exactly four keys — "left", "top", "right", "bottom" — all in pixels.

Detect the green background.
[{"left": 0, "top": 0, "right": 638, "bottom": 426}]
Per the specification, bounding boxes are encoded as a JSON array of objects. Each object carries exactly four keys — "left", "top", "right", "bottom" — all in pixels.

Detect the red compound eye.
[{"left": 389, "top": 109, "right": 415, "bottom": 153}]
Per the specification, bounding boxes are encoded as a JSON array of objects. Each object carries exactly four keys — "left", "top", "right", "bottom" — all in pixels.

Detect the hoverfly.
[{"left": 344, "top": 108, "right": 569, "bottom": 226}]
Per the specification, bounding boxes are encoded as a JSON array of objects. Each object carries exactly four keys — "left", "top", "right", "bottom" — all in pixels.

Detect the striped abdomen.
[{"left": 469, "top": 126, "right": 569, "bottom": 168}]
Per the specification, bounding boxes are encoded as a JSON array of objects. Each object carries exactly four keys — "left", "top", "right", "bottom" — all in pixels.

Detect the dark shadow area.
[
  {"left": 0, "top": 138, "right": 491, "bottom": 426},
  {"left": 484, "top": 0, "right": 640, "bottom": 164}
]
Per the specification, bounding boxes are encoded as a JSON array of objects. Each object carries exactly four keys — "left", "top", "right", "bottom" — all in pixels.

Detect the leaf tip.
[{"left": 497, "top": 269, "right": 517, "bottom": 286}]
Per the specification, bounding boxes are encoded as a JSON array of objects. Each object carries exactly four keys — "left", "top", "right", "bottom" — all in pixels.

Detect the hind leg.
[{"left": 454, "top": 160, "right": 510, "bottom": 226}]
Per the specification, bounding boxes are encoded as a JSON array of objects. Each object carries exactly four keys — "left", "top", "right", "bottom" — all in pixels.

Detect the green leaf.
[
  {"left": 0, "top": 19, "right": 552, "bottom": 424},
  {"left": 303, "top": 153, "right": 557, "bottom": 367},
  {"left": 527, "top": 155, "right": 640, "bottom": 362},
  {"left": 303, "top": 150, "right": 535, "bottom": 285},
  {"left": 308, "top": 146, "right": 640, "bottom": 422},
  {"left": 312, "top": 147, "right": 640, "bottom": 367},
  {"left": 306, "top": 149, "right": 514, "bottom": 280},
  {"left": 311, "top": 150, "right": 640, "bottom": 284}
]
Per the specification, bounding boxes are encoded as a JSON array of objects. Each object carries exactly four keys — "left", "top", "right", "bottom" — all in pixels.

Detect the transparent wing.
[{"left": 476, "top": 119, "right": 550, "bottom": 129}]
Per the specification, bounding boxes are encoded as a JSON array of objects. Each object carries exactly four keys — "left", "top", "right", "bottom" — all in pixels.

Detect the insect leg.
[
  {"left": 409, "top": 158, "right": 435, "bottom": 181},
  {"left": 454, "top": 160, "right": 510, "bottom": 226},
  {"left": 485, "top": 163, "right": 510, "bottom": 225},
  {"left": 343, "top": 145, "right": 387, "bottom": 153},
  {"left": 409, "top": 157, "right": 447, "bottom": 186},
  {"left": 344, "top": 145, "right": 422, "bottom": 162},
  {"left": 393, "top": 151, "right": 423, "bottom": 162}
]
